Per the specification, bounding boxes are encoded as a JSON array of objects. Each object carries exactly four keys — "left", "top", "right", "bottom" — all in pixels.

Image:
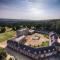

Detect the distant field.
[{"left": 0, "top": 31, "right": 16, "bottom": 42}]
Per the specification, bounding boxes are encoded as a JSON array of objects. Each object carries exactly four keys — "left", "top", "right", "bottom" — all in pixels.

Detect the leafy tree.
[
  {"left": 9, "top": 57, "right": 13, "bottom": 60},
  {"left": 0, "top": 48, "right": 7, "bottom": 60}
]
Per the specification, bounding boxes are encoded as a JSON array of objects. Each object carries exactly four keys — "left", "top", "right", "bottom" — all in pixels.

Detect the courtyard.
[{"left": 24, "top": 33, "right": 49, "bottom": 48}]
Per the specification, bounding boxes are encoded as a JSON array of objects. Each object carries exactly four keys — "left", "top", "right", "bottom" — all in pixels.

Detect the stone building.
[
  {"left": 7, "top": 30, "right": 59, "bottom": 60},
  {"left": 16, "top": 28, "right": 29, "bottom": 37},
  {"left": 49, "top": 32, "right": 58, "bottom": 46}
]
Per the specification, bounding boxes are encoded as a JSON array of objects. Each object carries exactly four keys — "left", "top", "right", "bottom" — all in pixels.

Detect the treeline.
[{"left": 0, "top": 19, "right": 60, "bottom": 34}]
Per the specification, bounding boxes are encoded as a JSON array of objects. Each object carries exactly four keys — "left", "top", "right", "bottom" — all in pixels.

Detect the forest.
[{"left": 0, "top": 19, "right": 60, "bottom": 34}]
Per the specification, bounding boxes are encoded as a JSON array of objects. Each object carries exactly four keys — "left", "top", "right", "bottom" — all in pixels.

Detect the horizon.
[
  {"left": 0, "top": 0, "right": 60, "bottom": 20},
  {"left": 0, "top": 18, "right": 60, "bottom": 21}
]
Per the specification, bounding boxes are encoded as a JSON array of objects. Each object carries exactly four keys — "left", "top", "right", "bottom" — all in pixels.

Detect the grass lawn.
[
  {"left": 0, "top": 47, "right": 4, "bottom": 52},
  {"left": 31, "top": 41, "right": 49, "bottom": 48},
  {"left": 43, "top": 34, "right": 49, "bottom": 38},
  {"left": 41, "top": 41, "right": 49, "bottom": 47},
  {"left": 0, "top": 31, "right": 16, "bottom": 42}
]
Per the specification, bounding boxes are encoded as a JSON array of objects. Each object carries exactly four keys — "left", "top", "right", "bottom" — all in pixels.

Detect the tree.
[
  {"left": 0, "top": 48, "right": 7, "bottom": 60},
  {"left": 9, "top": 57, "right": 13, "bottom": 60},
  {"left": 0, "top": 27, "right": 6, "bottom": 33}
]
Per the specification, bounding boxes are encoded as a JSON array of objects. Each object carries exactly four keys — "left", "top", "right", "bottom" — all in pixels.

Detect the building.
[
  {"left": 29, "top": 29, "right": 35, "bottom": 34},
  {"left": 16, "top": 28, "right": 29, "bottom": 37},
  {"left": 16, "top": 28, "right": 35, "bottom": 37},
  {"left": 49, "top": 32, "right": 58, "bottom": 46},
  {"left": 7, "top": 29, "right": 60, "bottom": 60},
  {"left": 7, "top": 40, "right": 57, "bottom": 60},
  {"left": 14, "top": 35, "right": 26, "bottom": 43}
]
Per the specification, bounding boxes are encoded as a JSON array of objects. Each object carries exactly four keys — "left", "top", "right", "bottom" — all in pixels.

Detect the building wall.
[
  {"left": 7, "top": 40, "right": 58, "bottom": 60},
  {"left": 16, "top": 29, "right": 29, "bottom": 37},
  {"left": 49, "top": 32, "right": 58, "bottom": 46}
]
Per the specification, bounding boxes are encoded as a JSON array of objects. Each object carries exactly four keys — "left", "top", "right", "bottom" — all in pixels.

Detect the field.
[{"left": 0, "top": 31, "right": 16, "bottom": 42}]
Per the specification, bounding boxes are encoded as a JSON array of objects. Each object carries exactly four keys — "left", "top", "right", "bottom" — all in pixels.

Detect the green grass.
[
  {"left": 31, "top": 41, "right": 49, "bottom": 48},
  {"left": 41, "top": 41, "right": 49, "bottom": 47},
  {"left": 0, "top": 31, "right": 16, "bottom": 42},
  {"left": 0, "top": 48, "right": 4, "bottom": 53},
  {"left": 43, "top": 34, "right": 49, "bottom": 38},
  {"left": 0, "top": 47, "right": 7, "bottom": 60}
]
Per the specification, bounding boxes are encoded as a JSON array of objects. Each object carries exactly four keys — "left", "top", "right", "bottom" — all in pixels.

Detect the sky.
[{"left": 0, "top": 0, "right": 60, "bottom": 20}]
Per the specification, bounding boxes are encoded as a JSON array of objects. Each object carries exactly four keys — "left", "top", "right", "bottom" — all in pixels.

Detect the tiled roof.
[
  {"left": 7, "top": 40, "right": 56, "bottom": 54},
  {"left": 14, "top": 35, "right": 26, "bottom": 42},
  {"left": 35, "top": 30, "right": 49, "bottom": 34}
]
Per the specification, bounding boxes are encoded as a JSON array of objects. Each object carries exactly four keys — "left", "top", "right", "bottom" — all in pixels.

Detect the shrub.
[
  {"left": 9, "top": 57, "right": 13, "bottom": 60},
  {"left": 41, "top": 41, "right": 49, "bottom": 47},
  {"left": 0, "top": 48, "right": 7, "bottom": 60}
]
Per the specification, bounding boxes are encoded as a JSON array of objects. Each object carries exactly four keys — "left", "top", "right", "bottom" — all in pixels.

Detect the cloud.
[
  {"left": 0, "top": 0, "right": 60, "bottom": 20},
  {"left": 0, "top": 0, "right": 60, "bottom": 10}
]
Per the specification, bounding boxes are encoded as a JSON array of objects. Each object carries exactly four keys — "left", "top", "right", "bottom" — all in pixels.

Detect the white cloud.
[{"left": 0, "top": 0, "right": 60, "bottom": 20}]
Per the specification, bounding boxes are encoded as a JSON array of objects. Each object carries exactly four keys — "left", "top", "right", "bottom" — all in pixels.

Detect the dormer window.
[
  {"left": 44, "top": 50, "right": 46, "bottom": 53},
  {"left": 39, "top": 51, "right": 41, "bottom": 54},
  {"left": 48, "top": 50, "right": 50, "bottom": 52},
  {"left": 28, "top": 50, "right": 30, "bottom": 52},
  {"left": 23, "top": 48, "right": 25, "bottom": 50},
  {"left": 34, "top": 52, "right": 37, "bottom": 54},
  {"left": 53, "top": 49, "right": 55, "bottom": 51}
]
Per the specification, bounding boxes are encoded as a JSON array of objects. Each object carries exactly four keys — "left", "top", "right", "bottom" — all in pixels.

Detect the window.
[
  {"left": 39, "top": 51, "right": 41, "bottom": 54},
  {"left": 34, "top": 52, "right": 37, "bottom": 54},
  {"left": 48, "top": 50, "right": 50, "bottom": 52},
  {"left": 53, "top": 49, "right": 55, "bottom": 51},
  {"left": 23, "top": 48, "right": 25, "bottom": 50},
  {"left": 44, "top": 50, "right": 46, "bottom": 53},
  {"left": 28, "top": 50, "right": 30, "bottom": 52}
]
